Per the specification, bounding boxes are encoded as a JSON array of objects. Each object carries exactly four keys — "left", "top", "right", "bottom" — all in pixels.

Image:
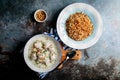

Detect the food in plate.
[
  {"left": 66, "top": 12, "right": 94, "bottom": 41},
  {"left": 28, "top": 36, "right": 59, "bottom": 69}
]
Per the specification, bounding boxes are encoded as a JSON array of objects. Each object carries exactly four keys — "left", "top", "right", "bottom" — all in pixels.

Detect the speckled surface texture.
[{"left": 0, "top": 0, "right": 120, "bottom": 80}]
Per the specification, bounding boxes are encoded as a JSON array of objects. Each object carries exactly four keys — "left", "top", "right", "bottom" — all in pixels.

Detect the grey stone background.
[{"left": 0, "top": 0, "right": 120, "bottom": 80}]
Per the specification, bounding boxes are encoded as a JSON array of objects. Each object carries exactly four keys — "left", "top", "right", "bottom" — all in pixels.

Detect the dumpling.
[{"left": 34, "top": 41, "right": 43, "bottom": 49}]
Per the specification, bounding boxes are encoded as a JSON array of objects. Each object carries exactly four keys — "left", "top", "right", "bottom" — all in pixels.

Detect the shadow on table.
[{"left": 0, "top": 42, "right": 39, "bottom": 80}]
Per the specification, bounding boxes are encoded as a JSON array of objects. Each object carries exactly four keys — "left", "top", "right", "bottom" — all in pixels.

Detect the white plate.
[
  {"left": 57, "top": 3, "right": 103, "bottom": 49},
  {"left": 24, "top": 34, "right": 62, "bottom": 72}
]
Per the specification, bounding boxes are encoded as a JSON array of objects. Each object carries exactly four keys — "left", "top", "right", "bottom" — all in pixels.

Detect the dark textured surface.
[{"left": 0, "top": 0, "right": 120, "bottom": 80}]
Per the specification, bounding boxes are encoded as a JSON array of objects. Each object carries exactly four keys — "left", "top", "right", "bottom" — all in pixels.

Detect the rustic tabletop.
[{"left": 0, "top": 0, "right": 120, "bottom": 80}]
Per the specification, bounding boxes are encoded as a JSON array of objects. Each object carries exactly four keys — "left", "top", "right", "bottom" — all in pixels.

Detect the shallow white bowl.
[
  {"left": 57, "top": 3, "right": 103, "bottom": 49},
  {"left": 23, "top": 34, "right": 62, "bottom": 72}
]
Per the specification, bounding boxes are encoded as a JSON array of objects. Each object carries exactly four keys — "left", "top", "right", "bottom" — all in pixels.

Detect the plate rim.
[
  {"left": 56, "top": 3, "right": 103, "bottom": 49},
  {"left": 23, "top": 34, "right": 62, "bottom": 72}
]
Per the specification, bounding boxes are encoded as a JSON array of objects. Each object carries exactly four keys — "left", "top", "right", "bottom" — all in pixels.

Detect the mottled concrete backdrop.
[{"left": 0, "top": 0, "right": 120, "bottom": 80}]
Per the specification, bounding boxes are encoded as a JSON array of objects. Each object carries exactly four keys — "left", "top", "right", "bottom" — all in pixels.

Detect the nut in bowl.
[
  {"left": 57, "top": 3, "right": 103, "bottom": 49},
  {"left": 34, "top": 9, "right": 47, "bottom": 22},
  {"left": 24, "top": 34, "right": 62, "bottom": 72}
]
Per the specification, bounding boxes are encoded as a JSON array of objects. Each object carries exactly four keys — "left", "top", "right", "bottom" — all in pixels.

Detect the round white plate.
[
  {"left": 24, "top": 34, "right": 62, "bottom": 72},
  {"left": 57, "top": 3, "right": 103, "bottom": 49}
]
